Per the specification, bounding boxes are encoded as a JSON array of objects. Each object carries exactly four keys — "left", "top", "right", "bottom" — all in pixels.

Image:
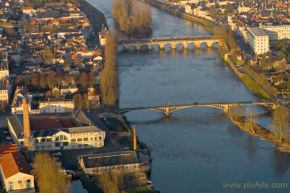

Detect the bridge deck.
[
  {"left": 119, "top": 36, "right": 220, "bottom": 45},
  {"left": 120, "top": 101, "right": 274, "bottom": 112}
]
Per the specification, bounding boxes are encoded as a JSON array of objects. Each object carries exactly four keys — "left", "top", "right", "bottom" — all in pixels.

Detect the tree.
[
  {"left": 31, "top": 72, "right": 40, "bottom": 88},
  {"left": 79, "top": 72, "right": 88, "bottom": 88},
  {"left": 96, "top": 170, "right": 123, "bottom": 193},
  {"left": 226, "top": 105, "right": 244, "bottom": 121},
  {"left": 244, "top": 108, "right": 258, "bottom": 134},
  {"left": 271, "top": 106, "right": 290, "bottom": 142},
  {"left": 46, "top": 72, "right": 57, "bottom": 89},
  {"left": 43, "top": 47, "right": 54, "bottom": 64},
  {"left": 33, "top": 152, "right": 70, "bottom": 193},
  {"left": 39, "top": 75, "right": 47, "bottom": 89},
  {"left": 99, "top": 32, "right": 119, "bottom": 107},
  {"left": 112, "top": 0, "right": 152, "bottom": 38}
]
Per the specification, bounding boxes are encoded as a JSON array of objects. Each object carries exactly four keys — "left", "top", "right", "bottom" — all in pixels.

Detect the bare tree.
[
  {"left": 244, "top": 108, "right": 258, "bottom": 134},
  {"left": 99, "top": 32, "right": 119, "bottom": 107},
  {"left": 271, "top": 106, "right": 290, "bottom": 142},
  {"left": 33, "top": 152, "right": 70, "bottom": 193}
]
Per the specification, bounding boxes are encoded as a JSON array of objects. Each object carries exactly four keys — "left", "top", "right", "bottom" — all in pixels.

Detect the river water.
[{"left": 86, "top": 1, "right": 290, "bottom": 193}]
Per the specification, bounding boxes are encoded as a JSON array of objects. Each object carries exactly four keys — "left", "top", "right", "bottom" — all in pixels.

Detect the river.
[{"left": 86, "top": 1, "right": 290, "bottom": 193}]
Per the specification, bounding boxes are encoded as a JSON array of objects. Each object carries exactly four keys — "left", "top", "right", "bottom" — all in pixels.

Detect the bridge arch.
[{"left": 120, "top": 102, "right": 275, "bottom": 117}]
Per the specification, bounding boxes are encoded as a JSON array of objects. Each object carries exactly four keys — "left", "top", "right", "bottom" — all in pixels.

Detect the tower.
[
  {"left": 133, "top": 126, "right": 137, "bottom": 151},
  {"left": 22, "top": 99, "right": 31, "bottom": 148}
]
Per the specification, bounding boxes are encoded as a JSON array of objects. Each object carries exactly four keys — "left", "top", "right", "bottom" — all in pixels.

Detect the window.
[
  {"left": 84, "top": 144, "right": 88, "bottom": 147},
  {"left": 41, "top": 138, "right": 46, "bottom": 142},
  {"left": 55, "top": 142, "right": 60, "bottom": 147},
  {"left": 71, "top": 139, "right": 76, "bottom": 142},
  {"left": 77, "top": 138, "right": 82, "bottom": 142},
  {"left": 84, "top": 138, "right": 88, "bottom": 141},
  {"left": 99, "top": 136, "right": 102, "bottom": 140},
  {"left": 18, "top": 180, "right": 22, "bottom": 184},
  {"left": 47, "top": 138, "right": 52, "bottom": 142},
  {"left": 56, "top": 135, "right": 68, "bottom": 141}
]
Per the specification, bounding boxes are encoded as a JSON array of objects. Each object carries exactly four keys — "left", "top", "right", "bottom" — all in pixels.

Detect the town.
[
  {"left": 156, "top": 0, "right": 290, "bottom": 105},
  {"left": 0, "top": 0, "right": 289, "bottom": 193},
  {"left": 0, "top": 0, "right": 151, "bottom": 193}
]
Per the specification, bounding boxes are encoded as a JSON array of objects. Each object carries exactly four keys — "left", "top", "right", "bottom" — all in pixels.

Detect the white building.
[
  {"left": 11, "top": 89, "right": 75, "bottom": 114},
  {"left": 38, "top": 100, "right": 75, "bottom": 114},
  {"left": 261, "top": 25, "right": 290, "bottom": 44},
  {"left": 247, "top": 27, "right": 270, "bottom": 55},
  {"left": 7, "top": 110, "right": 106, "bottom": 151},
  {"left": 0, "top": 145, "right": 35, "bottom": 193}
]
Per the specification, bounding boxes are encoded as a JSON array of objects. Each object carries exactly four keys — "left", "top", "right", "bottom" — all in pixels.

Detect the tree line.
[
  {"left": 227, "top": 105, "right": 290, "bottom": 142},
  {"left": 16, "top": 71, "right": 96, "bottom": 90},
  {"left": 112, "top": 0, "right": 152, "bottom": 38},
  {"left": 99, "top": 32, "right": 119, "bottom": 107}
]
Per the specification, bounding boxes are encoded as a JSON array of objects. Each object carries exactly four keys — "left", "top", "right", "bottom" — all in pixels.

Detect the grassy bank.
[
  {"left": 182, "top": 13, "right": 214, "bottom": 33},
  {"left": 224, "top": 57, "right": 271, "bottom": 99}
]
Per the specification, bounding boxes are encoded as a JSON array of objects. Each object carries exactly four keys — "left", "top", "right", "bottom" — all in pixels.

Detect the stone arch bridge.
[
  {"left": 118, "top": 36, "right": 221, "bottom": 52},
  {"left": 119, "top": 101, "right": 276, "bottom": 117}
]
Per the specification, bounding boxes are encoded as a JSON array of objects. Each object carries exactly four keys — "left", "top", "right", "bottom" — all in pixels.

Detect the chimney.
[
  {"left": 22, "top": 99, "right": 31, "bottom": 148},
  {"left": 133, "top": 126, "right": 137, "bottom": 151}
]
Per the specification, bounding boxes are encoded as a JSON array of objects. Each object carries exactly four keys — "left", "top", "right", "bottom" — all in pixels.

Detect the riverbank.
[
  {"left": 228, "top": 115, "right": 290, "bottom": 153},
  {"left": 140, "top": 0, "right": 274, "bottom": 101},
  {"left": 223, "top": 55, "right": 271, "bottom": 99},
  {"left": 141, "top": 0, "right": 214, "bottom": 33},
  {"left": 78, "top": 0, "right": 108, "bottom": 28}
]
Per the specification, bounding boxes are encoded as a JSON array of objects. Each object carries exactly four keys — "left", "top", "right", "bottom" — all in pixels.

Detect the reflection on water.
[
  {"left": 85, "top": 0, "right": 290, "bottom": 193},
  {"left": 272, "top": 150, "right": 290, "bottom": 177}
]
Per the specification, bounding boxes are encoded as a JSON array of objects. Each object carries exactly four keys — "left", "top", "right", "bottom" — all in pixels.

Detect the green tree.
[{"left": 33, "top": 152, "right": 70, "bottom": 193}]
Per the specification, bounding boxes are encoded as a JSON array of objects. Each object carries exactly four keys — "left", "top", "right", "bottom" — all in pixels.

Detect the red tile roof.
[
  {"left": 0, "top": 145, "right": 31, "bottom": 179},
  {"left": 30, "top": 117, "right": 77, "bottom": 131}
]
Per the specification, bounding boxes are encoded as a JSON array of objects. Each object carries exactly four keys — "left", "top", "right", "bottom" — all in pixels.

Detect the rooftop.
[
  {"left": 248, "top": 27, "right": 269, "bottom": 36},
  {"left": 80, "top": 151, "right": 139, "bottom": 169},
  {"left": 7, "top": 110, "right": 105, "bottom": 138},
  {"left": 0, "top": 145, "right": 31, "bottom": 179}
]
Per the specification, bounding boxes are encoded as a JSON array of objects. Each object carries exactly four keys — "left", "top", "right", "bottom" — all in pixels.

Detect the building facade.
[
  {"left": 79, "top": 151, "right": 145, "bottom": 175},
  {"left": 262, "top": 25, "right": 290, "bottom": 44},
  {"left": 0, "top": 145, "right": 35, "bottom": 193},
  {"left": 7, "top": 109, "right": 106, "bottom": 151},
  {"left": 38, "top": 100, "right": 75, "bottom": 114},
  {"left": 247, "top": 27, "right": 270, "bottom": 55}
]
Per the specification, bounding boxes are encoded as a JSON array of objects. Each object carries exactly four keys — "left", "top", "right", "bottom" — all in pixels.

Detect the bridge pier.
[
  {"left": 147, "top": 44, "right": 153, "bottom": 51},
  {"left": 136, "top": 44, "right": 142, "bottom": 52},
  {"left": 122, "top": 45, "right": 129, "bottom": 52},
  {"left": 171, "top": 42, "right": 176, "bottom": 49},
  {"left": 159, "top": 43, "right": 165, "bottom": 50},
  {"left": 183, "top": 42, "right": 189, "bottom": 49},
  {"left": 195, "top": 42, "right": 201, "bottom": 49},
  {"left": 206, "top": 42, "right": 212, "bottom": 48}
]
